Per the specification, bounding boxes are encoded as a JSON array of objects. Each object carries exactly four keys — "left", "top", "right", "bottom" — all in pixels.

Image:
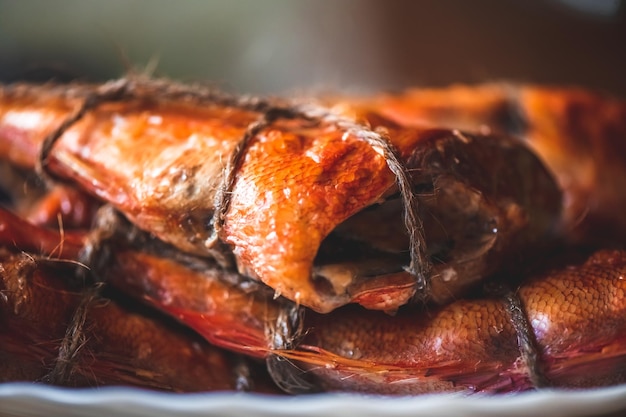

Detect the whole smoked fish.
[
  {"left": 1, "top": 79, "right": 626, "bottom": 396},
  {"left": 1, "top": 208, "right": 625, "bottom": 394},
  {"left": 0, "top": 79, "right": 564, "bottom": 312}
]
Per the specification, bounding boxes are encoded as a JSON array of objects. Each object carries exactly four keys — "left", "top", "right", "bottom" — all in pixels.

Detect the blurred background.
[{"left": 0, "top": 0, "right": 625, "bottom": 96}]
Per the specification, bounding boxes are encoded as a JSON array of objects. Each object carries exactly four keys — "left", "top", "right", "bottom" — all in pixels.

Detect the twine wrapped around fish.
[
  {"left": 0, "top": 78, "right": 563, "bottom": 312},
  {"left": 1, "top": 79, "right": 626, "bottom": 394}
]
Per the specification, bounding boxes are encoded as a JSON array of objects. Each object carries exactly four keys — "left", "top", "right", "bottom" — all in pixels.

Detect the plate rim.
[{"left": 2, "top": 383, "right": 626, "bottom": 417}]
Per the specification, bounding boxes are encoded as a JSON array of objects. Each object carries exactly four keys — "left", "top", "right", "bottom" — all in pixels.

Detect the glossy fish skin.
[
  {"left": 0, "top": 204, "right": 279, "bottom": 359},
  {"left": 0, "top": 83, "right": 395, "bottom": 313},
  {"left": 0, "top": 250, "right": 244, "bottom": 392},
  {"left": 0, "top": 81, "right": 563, "bottom": 313},
  {"left": 0, "top": 205, "right": 85, "bottom": 259},
  {"left": 1, "top": 80, "right": 625, "bottom": 395},
  {"left": 289, "top": 250, "right": 626, "bottom": 394},
  {"left": 353, "top": 84, "right": 626, "bottom": 244},
  {"left": 1, "top": 206, "right": 625, "bottom": 395},
  {"left": 99, "top": 244, "right": 626, "bottom": 394},
  {"left": 520, "top": 250, "right": 626, "bottom": 388},
  {"left": 0, "top": 83, "right": 255, "bottom": 256},
  {"left": 25, "top": 184, "right": 101, "bottom": 230},
  {"left": 105, "top": 249, "right": 282, "bottom": 359}
]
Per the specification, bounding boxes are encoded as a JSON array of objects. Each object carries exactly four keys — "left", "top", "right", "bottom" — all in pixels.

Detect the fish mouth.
[{"left": 312, "top": 175, "right": 499, "bottom": 310}]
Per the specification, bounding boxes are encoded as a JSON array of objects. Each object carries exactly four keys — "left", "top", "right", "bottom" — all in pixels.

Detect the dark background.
[{"left": 1, "top": 0, "right": 625, "bottom": 97}]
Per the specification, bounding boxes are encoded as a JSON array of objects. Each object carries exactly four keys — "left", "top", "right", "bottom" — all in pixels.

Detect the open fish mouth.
[
  {"left": 313, "top": 176, "right": 500, "bottom": 311},
  {"left": 223, "top": 126, "right": 562, "bottom": 313},
  {"left": 220, "top": 121, "right": 562, "bottom": 313},
  {"left": 0, "top": 80, "right": 562, "bottom": 314}
]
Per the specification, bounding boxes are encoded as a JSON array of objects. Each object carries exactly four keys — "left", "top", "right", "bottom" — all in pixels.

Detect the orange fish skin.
[{"left": 0, "top": 248, "right": 260, "bottom": 392}]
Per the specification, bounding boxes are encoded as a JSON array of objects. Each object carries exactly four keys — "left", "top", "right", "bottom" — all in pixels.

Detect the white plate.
[{"left": 2, "top": 383, "right": 626, "bottom": 417}]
